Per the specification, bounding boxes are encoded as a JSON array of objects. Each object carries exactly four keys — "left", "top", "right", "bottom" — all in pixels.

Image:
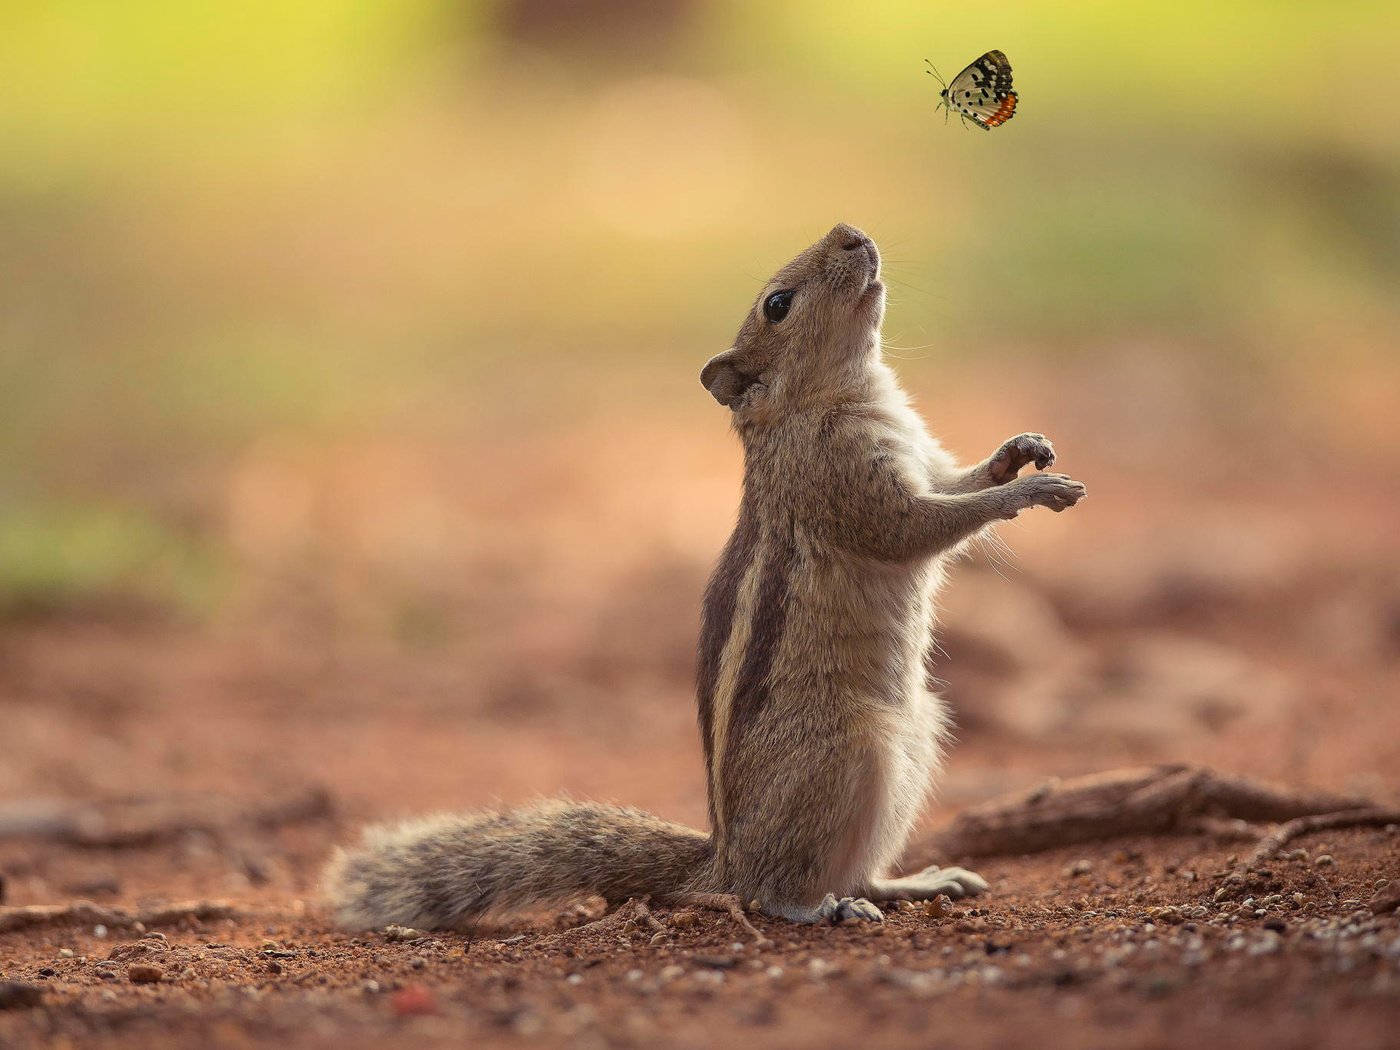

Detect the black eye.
[{"left": 763, "top": 290, "right": 794, "bottom": 323}]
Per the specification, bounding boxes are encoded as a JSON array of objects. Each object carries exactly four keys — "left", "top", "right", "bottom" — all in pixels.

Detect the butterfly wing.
[{"left": 945, "top": 50, "right": 1017, "bottom": 130}]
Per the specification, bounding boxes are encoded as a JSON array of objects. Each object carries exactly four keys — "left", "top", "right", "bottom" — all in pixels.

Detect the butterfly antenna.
[{"left": 923, "top": 58, "right": 947, "bottom": 88}]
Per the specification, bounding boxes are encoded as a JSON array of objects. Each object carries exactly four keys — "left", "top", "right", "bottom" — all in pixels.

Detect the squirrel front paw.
[
  {"left": 1000, "top": 472, "right": 1086, "bottom": 517},
  {"left": 987, "top": 433, "right": 1055, "bottom": 483}
]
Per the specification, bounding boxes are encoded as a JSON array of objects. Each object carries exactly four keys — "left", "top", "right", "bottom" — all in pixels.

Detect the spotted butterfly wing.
[{"left": 939, "top": 50, "right": 1017, "bottom": 130}]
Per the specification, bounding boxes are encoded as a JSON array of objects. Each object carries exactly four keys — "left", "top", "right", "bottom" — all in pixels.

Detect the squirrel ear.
[{"left": 700, "top": 349, "right": 758, "bottom": 409}]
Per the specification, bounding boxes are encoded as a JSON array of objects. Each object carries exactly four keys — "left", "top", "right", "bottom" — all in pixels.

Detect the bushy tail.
[{"left": 323, "top": 800, "right": 711, "bottom": 931}]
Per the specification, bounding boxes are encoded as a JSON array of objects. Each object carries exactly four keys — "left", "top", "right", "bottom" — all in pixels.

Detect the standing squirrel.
[{"left": 323, "top": 223, "right": 1086, "bottom": 929}]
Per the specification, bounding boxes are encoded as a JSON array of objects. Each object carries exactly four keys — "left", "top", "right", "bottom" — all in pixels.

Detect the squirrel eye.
[{"left": 763, "top": 290, "right": 794, "bottom": 323}]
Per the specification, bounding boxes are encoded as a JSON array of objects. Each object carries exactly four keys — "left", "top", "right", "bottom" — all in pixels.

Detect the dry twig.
[
  {"left": 926, "top": 765, "right": 1372, "bottom": 860},
  {"left": 0, "top": 900, "right": 241, "bottom": 935},
  {"left": 670, "top": 892, "right": 768, "bottom": 945},
  {"left": 0, "top": 788, "right": 332, "bottom": 848},
  {"left": 1244, "top": 807, "right": 1400, "bottom": 868}
]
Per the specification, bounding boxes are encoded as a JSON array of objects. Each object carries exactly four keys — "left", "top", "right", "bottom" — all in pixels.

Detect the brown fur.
[{"left": 321, "top": 224, "right": 1085, "bottom": 930}]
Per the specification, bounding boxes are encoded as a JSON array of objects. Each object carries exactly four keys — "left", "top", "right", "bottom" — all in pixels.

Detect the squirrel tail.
[{"left": 322, "top": 799, "right": 712, "bottom": 931}]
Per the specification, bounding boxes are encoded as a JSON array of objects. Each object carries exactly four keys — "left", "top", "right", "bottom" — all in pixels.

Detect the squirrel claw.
[
  {"left": 817, "top": 893, "right": 884, "bottom": 924},
  {"left": 989, "top": 433, "right": 1056, "bottom": 483}
]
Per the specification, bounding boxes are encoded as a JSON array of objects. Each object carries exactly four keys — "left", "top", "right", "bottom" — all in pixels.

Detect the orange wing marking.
[{"left": 983, "top": 93, "right": 1018, "bottom": 128}]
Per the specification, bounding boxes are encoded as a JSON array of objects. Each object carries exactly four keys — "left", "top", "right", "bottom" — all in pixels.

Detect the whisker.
[
  {"left": 881, "top": 339, "right": 937, "bottom": 354},
  {"left": 880, "top": 274, "right": 934, "bottom": 297},
  {"left": 880, "top": 346, "right": 931, "bottom": 362}
]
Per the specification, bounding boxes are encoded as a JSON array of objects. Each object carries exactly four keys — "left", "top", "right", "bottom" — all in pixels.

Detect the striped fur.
[
  {"left": 696, "top": 502, "right": 758, "bottom": 830},
  {"left": 695, "top": 224, "right": 1084, "bottom": 915},
  {"left": 321, "top": 223, "right": 1084, "bottom": 931}
]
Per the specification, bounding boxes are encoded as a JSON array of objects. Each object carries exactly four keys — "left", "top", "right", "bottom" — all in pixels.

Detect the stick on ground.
[
  {"left": 0, "top": 901, "right": 242, "bottom": 935},
  {"left": 1244, "top": 807, "right": 1400, "bottom": 868},
  {"left": 0, "top": 788, "right": 332, "bottom": 848},
  {"left": 924, "top": 765, "right": 1373, "bottom": 860}
]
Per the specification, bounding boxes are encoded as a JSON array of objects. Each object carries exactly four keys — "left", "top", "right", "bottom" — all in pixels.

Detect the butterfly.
[{"left": 925, "top": 50, "right": 1018, "bottom": 130}]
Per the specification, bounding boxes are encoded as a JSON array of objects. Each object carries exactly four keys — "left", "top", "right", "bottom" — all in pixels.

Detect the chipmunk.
[{"left": 323, "top": 223, "right": 1085, "bottom": 930}]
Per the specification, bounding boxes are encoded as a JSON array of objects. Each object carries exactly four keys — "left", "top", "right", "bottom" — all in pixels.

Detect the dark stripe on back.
[
  {"left": 696, "top": 500, "right": 758, "bottom": 826},
  {"left": 718, "top": 533, "right": 795, "bottom": 821}
]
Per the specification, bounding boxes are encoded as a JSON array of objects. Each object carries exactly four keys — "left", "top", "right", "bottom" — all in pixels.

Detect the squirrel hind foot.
[
  {"left": 765, "top": 894, "right": 884, "bottom": 924},
  {"left": 865, "top": 865, "right": 989, "bottom": 902}
]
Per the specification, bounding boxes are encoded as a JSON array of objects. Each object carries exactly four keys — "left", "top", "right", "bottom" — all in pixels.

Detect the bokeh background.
[{"left": 2, "top": 1, "right": 1398, "bottom": 843}]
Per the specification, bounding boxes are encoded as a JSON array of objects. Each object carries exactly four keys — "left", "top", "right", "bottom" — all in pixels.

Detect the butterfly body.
[{"left": 927, "top": 50, "right": 1018, "bottom": 130}]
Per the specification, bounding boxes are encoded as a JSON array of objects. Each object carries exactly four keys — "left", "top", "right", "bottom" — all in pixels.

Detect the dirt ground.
[{"left": 2, "top": 367, "right": 1399, "bottom": 1049}]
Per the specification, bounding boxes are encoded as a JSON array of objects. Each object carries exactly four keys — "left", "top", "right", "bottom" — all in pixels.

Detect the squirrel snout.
[
  {"left": 826, "top": 223, "right": 880, "bottom": 274},
  {"left": 828, "top": 223, "right": 872, "bottom": 252}
]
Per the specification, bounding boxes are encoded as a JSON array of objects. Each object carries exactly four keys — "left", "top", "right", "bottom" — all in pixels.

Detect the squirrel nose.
[{"left": 829, "top": 223, "right": 872, "bottom": 252}]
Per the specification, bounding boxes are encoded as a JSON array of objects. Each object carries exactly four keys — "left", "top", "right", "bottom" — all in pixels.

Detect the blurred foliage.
[
  {"left": 0, "top": 0, "right": 1397, "bottom": 619},
  {"left": 0, "top": 501, "right": 223, "bottom": 621}
]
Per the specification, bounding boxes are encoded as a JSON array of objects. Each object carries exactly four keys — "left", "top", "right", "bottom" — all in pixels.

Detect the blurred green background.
[{"left": 2, "top": 0, "right": 1398, "bottom": 623}]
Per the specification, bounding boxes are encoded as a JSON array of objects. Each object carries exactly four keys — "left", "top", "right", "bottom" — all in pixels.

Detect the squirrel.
[{"left": 322, "top": 223, "right": 1086, "bottom": 930}]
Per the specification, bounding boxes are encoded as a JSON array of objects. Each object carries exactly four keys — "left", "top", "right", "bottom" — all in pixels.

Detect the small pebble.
[
  {"left": 808, "top": 958, "right": 839, "bottom": 979},
  {"left": 924, "top": 896, "right": 953, "bottom": 920},
  {"left": 389, "top": 985, "right": 437, "bottom": 1017},
  {"left": 692, "top": 955, "right": 738, "bottom": 970},
  {"left": 1370, "top": 884, "right": 1400, "bottom": 916},
  {"left": 1315, "top": 855, "right": 1336, "bottom": 867},
  {"left": 127, "top": 963, "right": 164, "bottom": 984},
  {"left": 1247, "top": 933, "right": 1281, "bottom": 956}
]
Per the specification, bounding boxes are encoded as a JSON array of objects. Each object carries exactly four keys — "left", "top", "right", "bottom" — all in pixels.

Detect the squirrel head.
[{"left": 701, "top": 223, "right": 884, "bottom": 426}]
